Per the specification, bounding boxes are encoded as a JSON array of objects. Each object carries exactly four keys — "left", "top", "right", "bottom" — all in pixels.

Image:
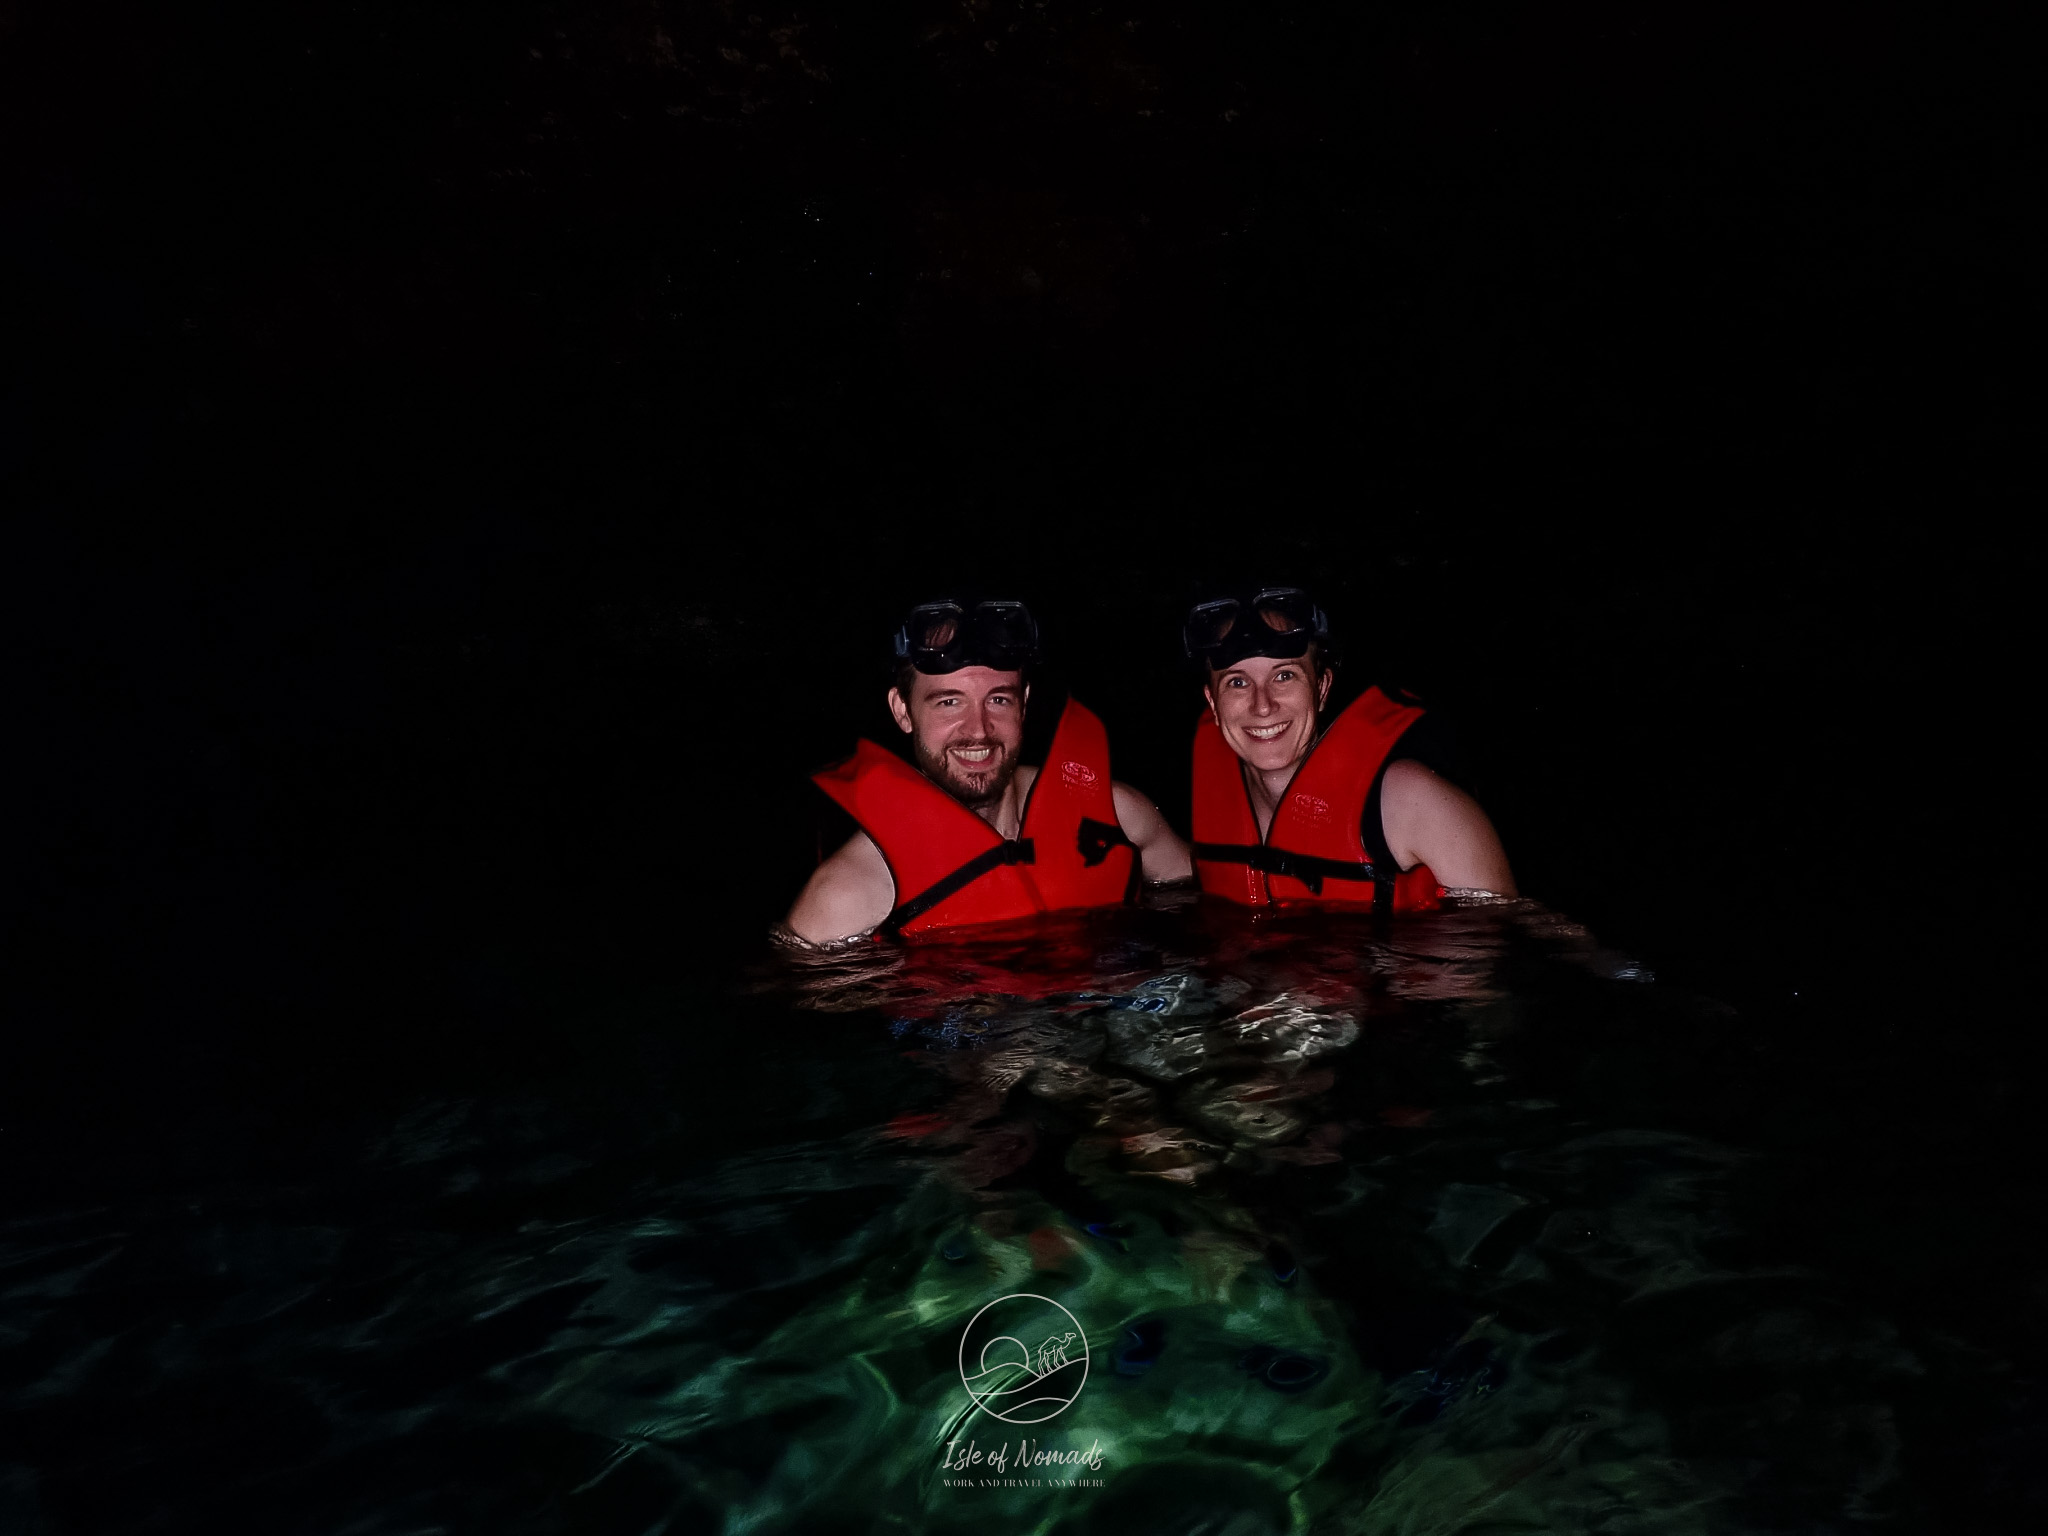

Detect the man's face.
[
  {"left": 1204, "top": 654, "right": 1331, "bottom": 774},
  {"left": 888, "top": 667, "right": 1029, "bottom": 808}
]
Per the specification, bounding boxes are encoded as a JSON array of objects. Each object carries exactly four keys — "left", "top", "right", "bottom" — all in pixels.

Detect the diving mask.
[
  {"left": 1182, "top": 588, "right": 1330, "bottom": 669},
  {"left": 893, "top": 599, "right": 1042, "bottom": 676}
]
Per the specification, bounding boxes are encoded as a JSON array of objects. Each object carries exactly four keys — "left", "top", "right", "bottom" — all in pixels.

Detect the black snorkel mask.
[
  {"left": 1183, "top": 587, "right": 1332, "bottom": 670},
  {"left": 893, "top": 598, "right": 1042, "bottom": 676}
]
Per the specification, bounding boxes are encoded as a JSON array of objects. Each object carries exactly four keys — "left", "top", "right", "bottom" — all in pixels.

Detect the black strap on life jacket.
[
  {"left": 1076, "top": 816, "right": 1134, "bottom": 869},
  {"left": 883, "top": 837, "right": 1038, "bottom": 934},
  {"left": 1191, "top": 842, "right": 1378, "bottom": 898}
]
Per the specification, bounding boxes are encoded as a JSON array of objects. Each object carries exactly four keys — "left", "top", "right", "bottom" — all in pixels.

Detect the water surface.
[{"left": 1, "top": 899, "right": 2030, "bottom": 1532}]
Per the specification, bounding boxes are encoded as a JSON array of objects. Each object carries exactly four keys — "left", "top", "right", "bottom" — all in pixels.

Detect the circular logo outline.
[{"left": 957, "top": 1293, "right": 1090, "bottom": 1424}]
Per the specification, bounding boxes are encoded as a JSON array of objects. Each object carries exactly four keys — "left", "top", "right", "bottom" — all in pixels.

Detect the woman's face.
[{"left": 1204, "top": 653, "right": 1332, "bottom": 775}]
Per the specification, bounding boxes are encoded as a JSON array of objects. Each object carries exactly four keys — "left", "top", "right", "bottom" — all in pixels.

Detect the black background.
[
  {"left": 5, "top": 4, "right": 2048, "bottom": 1527},
  {"left": 4, "top": 5, "right": 2037, "bottom": 1136}
]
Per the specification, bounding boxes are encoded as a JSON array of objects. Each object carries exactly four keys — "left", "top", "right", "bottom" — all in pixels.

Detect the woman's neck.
[{"left": 1243, "top": 759, "right": 1302, "bottom": 840}]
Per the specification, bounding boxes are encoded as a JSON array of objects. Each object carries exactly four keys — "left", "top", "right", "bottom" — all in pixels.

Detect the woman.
[{"left": 1184, "top": 588, "right": 1515, "bottom": 909}]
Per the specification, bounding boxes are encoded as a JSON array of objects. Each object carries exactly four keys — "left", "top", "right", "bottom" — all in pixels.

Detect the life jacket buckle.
[
  {"left": 1075, "top": 817, "right": 1133, "bottom": 869},
  {"left": 1266, "top": 851, "right": 1325, "bottom": 895}
]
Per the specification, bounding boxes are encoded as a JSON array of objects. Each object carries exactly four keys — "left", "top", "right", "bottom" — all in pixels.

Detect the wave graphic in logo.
[{"left": 958, "top": 1294, "right": 1089, "bottom": 1424}]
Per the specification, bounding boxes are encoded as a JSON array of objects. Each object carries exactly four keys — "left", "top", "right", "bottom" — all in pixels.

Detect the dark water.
[{"left": 8, "top": 896, "right": 2044, "bottom": 1533}]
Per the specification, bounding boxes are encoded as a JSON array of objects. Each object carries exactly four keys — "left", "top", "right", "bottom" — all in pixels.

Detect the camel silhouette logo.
[
  {"left": 958, "top": 1295, "right": 1089, "bottom": 1424},
  {"left": 1036, "top": 1331, "right": 1076, "bottom": 1374}
]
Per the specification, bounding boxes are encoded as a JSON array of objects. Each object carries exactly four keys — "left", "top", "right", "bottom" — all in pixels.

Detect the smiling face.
[
  {"left": 1204, "top": 653, "right": 1333, "bottom": 775},
  {"left": 888, "top": 666, "right": 1029, "bottom": 808}
]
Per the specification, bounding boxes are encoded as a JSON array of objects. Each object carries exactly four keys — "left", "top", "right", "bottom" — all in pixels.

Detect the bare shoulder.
[
  {"left": 1111, "top": 779, "right": 1195, "bottom": 882},
  {"left": 1110, "top": 779, "right": 1164, "bottom": 826},
  {"left": 1379, "top": 757, "right": 1489, "bottom": 834},
  {"left": 785, "top": 830, "right": 897, "bottom": 944},
  {"left": 1380, "top": 756, "right": 1463, "bottom": 805},
  {"left": 1378, "top": 758, "right": 1516, "bottom": 895}
]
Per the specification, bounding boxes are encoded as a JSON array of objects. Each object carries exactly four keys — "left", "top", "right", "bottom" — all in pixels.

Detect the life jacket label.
[{"left": 1291, "top": 791, "right": 1332, "bottom": 823}]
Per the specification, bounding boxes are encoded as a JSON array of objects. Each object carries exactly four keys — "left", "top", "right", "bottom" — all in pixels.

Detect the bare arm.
[
  {"left": 1378, "top": 758, "right": 1517, "bottom": 896},
  {"left": 784, "top": 831, "right": 897, "bottom": 944},
  {"left": 1111, "top": 781, "right": 1195, "bottom": 884}
]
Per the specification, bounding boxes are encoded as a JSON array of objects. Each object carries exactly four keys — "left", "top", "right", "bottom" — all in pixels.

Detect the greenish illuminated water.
[{"left": 0, "top": 900, "right": 2003, "bottom": 1532}]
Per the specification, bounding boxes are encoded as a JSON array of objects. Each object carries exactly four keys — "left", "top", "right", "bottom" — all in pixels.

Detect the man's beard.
[{"left": 915, "top": 738, "right": 1020, "bottom": 810}]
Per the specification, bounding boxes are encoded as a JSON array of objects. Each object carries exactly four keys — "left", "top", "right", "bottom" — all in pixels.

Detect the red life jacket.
[
  {"left": 812, "top": 698, "right": 1137, "bottom": 937},
  {"left": 1191, "top": 685, "right": 1444, "bottom": 912}
]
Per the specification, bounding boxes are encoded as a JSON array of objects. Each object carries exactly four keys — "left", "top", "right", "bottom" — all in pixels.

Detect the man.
[
  {"left": 784, "top": 598, "right": 1191, "bottom": 944},
  {"left": 1185, "top": 587, "right": 1514, "bottom": 909}
]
